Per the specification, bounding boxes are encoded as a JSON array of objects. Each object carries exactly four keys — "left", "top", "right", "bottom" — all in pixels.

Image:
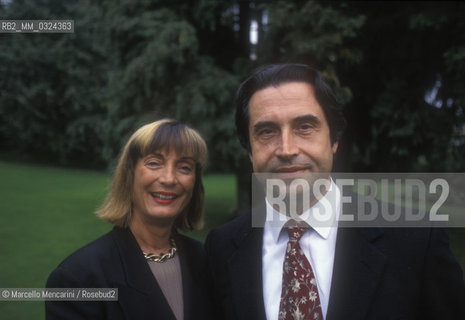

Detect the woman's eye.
[
  {"left": 179, "top": 165, "right": 193, "bottom": 173},
  {"left": 145, "top": 161, "right": 160, "bottom": 168}
]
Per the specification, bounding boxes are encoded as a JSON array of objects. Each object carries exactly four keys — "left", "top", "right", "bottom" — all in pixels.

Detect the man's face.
[{"left": 248, "top": 81, "right": 338, "bottom": 179}]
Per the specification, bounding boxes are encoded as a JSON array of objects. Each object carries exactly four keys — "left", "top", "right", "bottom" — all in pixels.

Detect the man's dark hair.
[{"left": 235, "top": 63, "right": 346, "bottom": 152}]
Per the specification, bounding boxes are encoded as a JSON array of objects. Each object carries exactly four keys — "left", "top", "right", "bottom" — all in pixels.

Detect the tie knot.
[{"left": 287, "top": 226, "right": 307, "bottom": 242}]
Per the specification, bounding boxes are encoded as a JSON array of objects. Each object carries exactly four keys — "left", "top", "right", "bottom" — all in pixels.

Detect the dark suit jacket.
[
  {"left": 205, "top": 198, "right": 465, "bottom": 320},
  {"left": 46, "top": 227, "right": 213, "bottom": 320}
]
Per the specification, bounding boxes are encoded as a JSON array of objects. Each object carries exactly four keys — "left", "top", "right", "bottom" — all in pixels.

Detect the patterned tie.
[{"left": 278, "top": 224, "right": 323, "bottom": 320}]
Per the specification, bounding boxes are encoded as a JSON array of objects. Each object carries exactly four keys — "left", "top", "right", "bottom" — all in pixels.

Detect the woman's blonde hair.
[{"left": 96, "top": 119, "right": 208, "bottom": 231}]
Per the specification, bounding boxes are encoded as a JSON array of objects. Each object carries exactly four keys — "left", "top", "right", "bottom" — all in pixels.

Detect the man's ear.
[{"left": 332, "top": 141, "right": 339, "bottom": 154}]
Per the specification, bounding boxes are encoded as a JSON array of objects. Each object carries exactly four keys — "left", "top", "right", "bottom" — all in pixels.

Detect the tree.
[
  {"left": 0, "top": 0, "right": 108, "bottom": 168},
  {"left": 339, "top": 1, "right": 465, "bottom": 172},
  {"left": 246, "top": 1, "right": 465, "bottom": 173},
  {"left": 2, "top": 0, "right": 464, "bottom": 216},
  {"left": 95, "top": 0, "right": 242, "bottom": 171},
  {"left": 0, "top": 0, "right": 243, "bottom": 172}
]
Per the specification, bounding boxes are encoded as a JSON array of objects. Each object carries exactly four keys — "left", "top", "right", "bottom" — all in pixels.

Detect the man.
[{"left": 205, "top": 63, "right": 465, "bottom": 320}]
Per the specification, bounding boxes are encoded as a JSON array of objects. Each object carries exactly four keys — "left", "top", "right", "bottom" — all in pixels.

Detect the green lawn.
[{"left": 0, "top": 161, "right": 464, "bottom": 319}]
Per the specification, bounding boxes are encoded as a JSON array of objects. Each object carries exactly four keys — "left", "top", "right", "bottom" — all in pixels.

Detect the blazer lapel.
[
  {"left": 228, "top": 212, "right": 267, "bottom": 320},
  {"left": 110, "top": 227, "right": 177, "bottom": 320},
  {"left": 176, "top": 235, "right": 211, "bottom": 320},
  {"left": 177, "top": 237, "right": 194, "bottom": 320},
  {"left": 326, "top": 198, "right": 387, "bottom": 320}
]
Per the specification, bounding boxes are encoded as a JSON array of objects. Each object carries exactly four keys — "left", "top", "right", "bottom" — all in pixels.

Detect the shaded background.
[
  {"left": 2, "top": 0, "right": 465, "bottom": 173},
  {"left": 1, "top": 0, "right": 465, "bottom": 208},
  {"left": 0, "top": 0, "right": 464, "bottom": 318}
]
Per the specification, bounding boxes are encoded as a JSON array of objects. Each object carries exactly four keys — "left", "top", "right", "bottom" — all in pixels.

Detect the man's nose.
[{"left": 276, "top": 130, "right": 298, "bottom": 159}]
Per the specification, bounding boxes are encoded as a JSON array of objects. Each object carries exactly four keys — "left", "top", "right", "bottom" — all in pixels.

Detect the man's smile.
[{"left": 272, "top": 165, "right": 311, "bottom": 173}]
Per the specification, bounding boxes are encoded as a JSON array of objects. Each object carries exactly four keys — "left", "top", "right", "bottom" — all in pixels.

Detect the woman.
[{"left": 46, "top": 119, "right": 212, "bottom": 320}]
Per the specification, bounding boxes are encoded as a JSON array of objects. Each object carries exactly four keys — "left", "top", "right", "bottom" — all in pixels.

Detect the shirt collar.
[{"left": 264, "top": 179, "right": 340, "bottom": 243}]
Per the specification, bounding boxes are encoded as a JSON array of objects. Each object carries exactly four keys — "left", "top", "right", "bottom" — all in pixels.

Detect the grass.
[
  {"left": 0, "top": 161, "right": 464, "bottom": 319},
  {"left": 0, "top": 161, "right": 236, "bottom": 319}
]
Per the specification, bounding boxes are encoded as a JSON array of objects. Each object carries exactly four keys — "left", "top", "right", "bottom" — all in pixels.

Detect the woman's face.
[{"left": 132, "top": 149, "right": 196, "bottom": 225}]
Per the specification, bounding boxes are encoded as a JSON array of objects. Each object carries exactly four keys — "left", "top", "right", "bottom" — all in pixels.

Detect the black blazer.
[
  {"left": 205, "top": 200, "right": 465, "bottom": 320},
  {"left": 46, "top": 227, "right": 213, "bottom": 320}
]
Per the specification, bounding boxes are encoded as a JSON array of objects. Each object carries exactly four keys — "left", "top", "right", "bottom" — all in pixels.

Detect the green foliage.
[
  {"left": 244, "top": 1, "right": 465, "bottom": 172},
  {"left": 1, "top": 0, "right": 464, "bottom": 174},
  {"left": 257, "top": 0, "right": 366, "bottom": 104},
  {"left": 0, "top": 0, "right": 242, "bottom": 171},
  {"left": 94, "top": 0, "right": 243, "bottom": 169},
  {"left": 261, "top": 1, "right": 365, "bottom": 61},
  {"left": 341, "top": 2, "right": 465, "bottom": 171},
  {"left": 0, "top": 0, "right": 107, "bottom": 167}
]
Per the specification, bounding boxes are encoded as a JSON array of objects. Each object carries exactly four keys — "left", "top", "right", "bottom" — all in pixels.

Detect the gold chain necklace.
[{"left": 143, "top": 239, "right": 177, "bottom": 263}]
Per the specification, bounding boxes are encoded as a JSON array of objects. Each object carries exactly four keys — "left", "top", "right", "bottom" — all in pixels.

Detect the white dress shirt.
[{"left": 262, "top": 180, "right": 340, "bottom": 320}]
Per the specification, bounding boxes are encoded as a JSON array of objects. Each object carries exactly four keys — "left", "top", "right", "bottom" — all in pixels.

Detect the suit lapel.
[
  {"left": 110, "top": 227, "right": 177, "bottom": 320},
  {"left": 228, "top": 212, "right": 267, "bottom": 320},
  {"left": 326, "top": 198, "right": 387, "bottom": 320},
  {"left": 176, "top": 235, "right": 210, "bottom": 320},
  {"left": 177, "top": 237, "right": 195, "bottom": 320}
]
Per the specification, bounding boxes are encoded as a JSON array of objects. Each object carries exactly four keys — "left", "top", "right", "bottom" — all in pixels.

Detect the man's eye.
[
  {"left": 258, "top": 128, "right": 274, "bottom": 136},
  {"left": 298, "top": 124, "right": 314, "bottom": 132}
]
